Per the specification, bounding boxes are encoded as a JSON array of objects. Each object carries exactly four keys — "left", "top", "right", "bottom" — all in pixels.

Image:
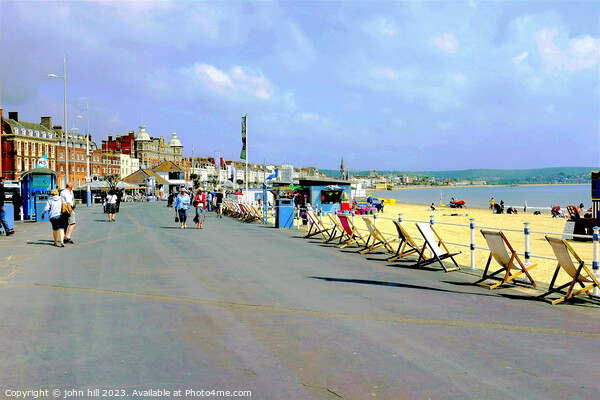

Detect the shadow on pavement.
[{"left": 309, "top": 276, "right": 497, "bottom": 298}]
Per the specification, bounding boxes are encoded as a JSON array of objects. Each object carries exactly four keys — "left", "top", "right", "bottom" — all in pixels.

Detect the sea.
[{"left": 372, "top": 184, "right": 591, "bottom": 212}]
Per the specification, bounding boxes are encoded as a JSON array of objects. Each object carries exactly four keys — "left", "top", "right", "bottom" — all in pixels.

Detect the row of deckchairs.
[
  {"left": 222, "top": 201, "right": 263, "bottom": 223},
  {"left": 305, "top": 211, "right": 461, "bottom": 273},
  {"left": 305, "top": 211, "right": 600, "bottom": 305}
]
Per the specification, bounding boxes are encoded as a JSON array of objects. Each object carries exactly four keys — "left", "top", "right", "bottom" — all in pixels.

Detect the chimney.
[
  {"left": 108, "top": 135, "right": 113, "bottom": 141},
  {"left": 8, "top": 111, "right": 18, "bottom": 121},
  {"left": 53, "top": 125, "right": 63, "bottom": 138},
  {"left": 41, "top": 116, "right": 52, "bottom": 130}
]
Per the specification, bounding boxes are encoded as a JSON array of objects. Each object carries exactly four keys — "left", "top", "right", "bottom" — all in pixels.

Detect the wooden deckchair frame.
[
  {"left": 476, "top": 229, "right": 537, "bottom": 289},
  {"left": 322, "top": 214, "right": 345, "bottom": 244},
  {"left": 540, "top": 236, "right": 600, "bottom": 305},
  {"left": 305, "top": 209, "right": 331, "bottom": 239},
  {"left": 415, "top": 223, "right": 460, "bottom": 272},
  {"left": 359, "top": 217, "right": 398, "bottom": 255},
  {"left": 388, "top": 220, "right": 428, "bottom": 262},
  {"left": 337, "top": 214, "right": 369, "bottom": 249}
]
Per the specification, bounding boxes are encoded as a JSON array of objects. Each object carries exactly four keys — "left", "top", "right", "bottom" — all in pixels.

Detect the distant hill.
[{"left": 320, "top": 167, "right": 596, "bottom": 185}]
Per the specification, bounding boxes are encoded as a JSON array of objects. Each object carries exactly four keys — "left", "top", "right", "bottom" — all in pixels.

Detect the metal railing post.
[
  {"left": 398, "top": 213, "right": 402, "bottom": 225},
  {"left": 374, "top": 213, "right": 377, "bottom": 227},
  {"left": 524, "top": 222, "right": 531, "bottom": 283},
  {"left": 470, "top": 218, "right": 476, "bottom": 270},
  {"left": 430, "top": 215, "right": 435, "bottom": 225}
]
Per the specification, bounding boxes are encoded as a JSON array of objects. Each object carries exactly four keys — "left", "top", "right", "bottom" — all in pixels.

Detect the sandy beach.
[{"left": 292, "top": 203, "right": 598, "bottom": 289}]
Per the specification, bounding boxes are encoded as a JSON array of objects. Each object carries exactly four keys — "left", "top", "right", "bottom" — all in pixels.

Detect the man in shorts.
[
  {"left": 215, "top": 188, "right": 224, "bottom": 218},
  {"left": 61, "top": 182, "right": 76, "bottom": 244}
]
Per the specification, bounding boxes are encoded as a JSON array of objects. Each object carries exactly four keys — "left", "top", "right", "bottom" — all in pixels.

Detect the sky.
[{"left": 1, "top": 0, "right": 599, "bottom": 172}]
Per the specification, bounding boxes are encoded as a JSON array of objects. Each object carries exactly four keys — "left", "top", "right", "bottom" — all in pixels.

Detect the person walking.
[
  {"left": 193, "top": 187, "right": 207, "bottom": 229},
  {"left": 61, "top": 182, "right": 76, "bottom": 243},
  {"left": 41, "top": 189, "right": 66, "bottom": 247},
  {"left": 215, "top": 188, "right": 224, "bottom": 218},
  {"left": 175, "top": 188, "right": 191, "bottom": 228},
  {"left": 106, "top": 190, "right": 118, "bottom": 222},
  {"left": 490, "top": 198, "right": 495, "bottom": 213},
  {"left": 0, "top": 177, "right": 15, "bottom": 236}
]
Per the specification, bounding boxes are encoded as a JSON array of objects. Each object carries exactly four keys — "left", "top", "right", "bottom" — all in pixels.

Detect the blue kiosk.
[
  {"left": 19, "top": 168, "right": 59, "bottom": 221},
  {"left": 298, "top": 178, "right": 351, "bottom": 215}
]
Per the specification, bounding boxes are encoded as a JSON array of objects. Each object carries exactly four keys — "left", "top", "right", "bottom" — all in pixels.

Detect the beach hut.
[{"left": 298, "top": 178, "right": 351, "bottom": 214}]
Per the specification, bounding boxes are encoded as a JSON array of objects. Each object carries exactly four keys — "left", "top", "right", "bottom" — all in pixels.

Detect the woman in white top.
[{"left": 106, "top": 190, "right": 118, "bottom": 222}]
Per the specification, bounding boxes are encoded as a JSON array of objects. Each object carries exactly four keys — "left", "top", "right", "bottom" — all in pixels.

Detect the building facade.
[{"left": 1, "top": 112, "right": 59, "bottom": 180}]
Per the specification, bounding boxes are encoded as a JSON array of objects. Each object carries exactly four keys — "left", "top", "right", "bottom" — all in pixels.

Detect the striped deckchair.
[
  {"left": 388, "top": 220, "right": 428, "bottom": 262},
  {"left": 305, "top": 209, "right": 331, "bottom": 240},
  {"left": 359, "top": 217, "right": 398, "bottom": 255},
  {"left": 337, "top": 214, "right": 369, "bottom": 249}
]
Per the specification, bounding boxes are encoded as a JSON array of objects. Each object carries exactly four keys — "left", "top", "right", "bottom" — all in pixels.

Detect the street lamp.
[
  {"left": 77, "top": 103, "right": 91, "bottom": 207},
  {"left": 47, "top": 55, "right": 68, "bottom": 186}
]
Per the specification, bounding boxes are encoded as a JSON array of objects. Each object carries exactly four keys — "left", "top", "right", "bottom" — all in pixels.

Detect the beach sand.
[{"left": 291, "top": 203, "right": 598, "bottom": 288}]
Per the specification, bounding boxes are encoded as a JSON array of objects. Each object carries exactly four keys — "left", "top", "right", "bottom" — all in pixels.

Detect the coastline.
[{"left": 374, "top": 182, "right": 589, "bottom": 192}]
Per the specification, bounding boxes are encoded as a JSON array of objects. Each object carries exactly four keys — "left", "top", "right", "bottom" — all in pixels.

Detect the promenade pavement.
[{"left": 1, "top": 201, "right": 599, "bottom": 400}]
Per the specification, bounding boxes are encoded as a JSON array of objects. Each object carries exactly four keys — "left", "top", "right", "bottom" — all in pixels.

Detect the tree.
[{"left": 104, "top": 174, "right": 119, "bottom": 190}]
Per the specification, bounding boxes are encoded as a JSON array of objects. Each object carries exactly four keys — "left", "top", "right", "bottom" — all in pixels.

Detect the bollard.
[
  {"left": 430, "top": 215, "right": 434, "bottom": 226},
  {"left": 594, "top": 227, "right": 599, "bottom": 295},
  {"left": 352, "top": 209, "right": 356, "bottom": 226},
  {"left": 523, "top": 222, "right": 531, "bottom": 284},
  {"left": 398, "top": 213, "right": 402, "bottom": 225},
  {"left": 374, "top": 213, "right": 378, "bottom": 227},
  {"left": 470, "top": 218, "right": 476, "bottom": 270},
  {"left": 296, "top": 207, "right": 301, "bottom": 230}
]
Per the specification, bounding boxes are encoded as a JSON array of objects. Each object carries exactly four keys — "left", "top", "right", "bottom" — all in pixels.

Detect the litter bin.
[
  {"left": 35, "top": 195, "right": 49, "bottom": 222},
  {"left": 0, "top": 204, "right": 15, "bottom": 233},
  {"left": 275, "top": 199, "right": 294, "bottom": 228}
]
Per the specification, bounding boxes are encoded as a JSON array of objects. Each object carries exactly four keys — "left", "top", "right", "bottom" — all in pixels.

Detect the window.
[
  {"left": 17, "top": 142, "right": 21, "bottom": 152},
  {"left": 60, "top": 151, "right": 64, "bottom": 159},
  {"left": 17, "top": 158, "right": 21, "bottom": 172},
  {"left": 28, "top": 130, "right": 33, "bottom": 136}
]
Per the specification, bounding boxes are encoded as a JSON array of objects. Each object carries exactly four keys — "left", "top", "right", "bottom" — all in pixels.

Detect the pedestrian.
[
  {"left": 0, "top": 177, "right": 15, "bottom": 236},
  {"left": 41, "top": 189, "right": 66, "bottom": 247},
  {"left": 106, "top": 190, "right": 118, "bottom": 222},
  {"left": 524, "top": 200, "right": 527, "bottom": 213},
  {"left": 175, "top": 188, "right": 191, "bottom": 228},
  {"left": 215, "top": 188, "right": 224, "bottom": 218},
  {"left": 60, "top": 182, "right": 76, "bottom": 244},
  {"left": 490, "top": 198, "right": 494, "bottom": 212},
  {"left": 193, "top": 187, "right": 207, "bottom": 229},
  {"left": 500, "top": 200, "right": 504, "bottom": 211},
  {"left": 206, "top": 191, "right": 213, "bottom": 212},
  {"left": 167, "top": 192, "right": 174, "bottom": 208}
]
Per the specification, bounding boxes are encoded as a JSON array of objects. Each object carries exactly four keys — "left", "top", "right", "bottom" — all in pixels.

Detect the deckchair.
[
  {"left": 305, "top": 209, "right": 331, "bottom": 240},
  {"left": 540, "top": 236, "right": 600, "bottom": 305},
  {"left": 388, "top": 220, "right": 428, "bottom": 262},
  {"left": 415, "top": 223, "right": 461, "bottom": 272},
  {"left": 475, "top": 230, "right": 537, "bottom": 289},
  {"left": 337, "top": 214, "right": 369, "bottom": 249},
  {"left": 322, "top": 214, "right": 345, "bottom": 244},
  {"left": 359, "top": 217, "right": 398, "bottom": 255}
]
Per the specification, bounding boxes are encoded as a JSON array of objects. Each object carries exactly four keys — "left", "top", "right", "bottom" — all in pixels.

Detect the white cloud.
[
  {"left": 536, "top": 29, "right": 599, "bottom": 72},
  {"left": 183, "top": 63, "right": 272, "bottom": 100},
  {"left": 432, "top": 33, "right": 459, "bottom": 54},
  {"left": 454, "top": 72, "right": 467, "bottom": 85},
  {"left": 513, "top": 51, "right": 529, "bottom": 64}
]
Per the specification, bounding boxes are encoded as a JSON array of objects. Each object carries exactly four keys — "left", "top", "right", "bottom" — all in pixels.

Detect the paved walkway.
[{"left": 1, "top": 202, "right": 599, "bottom": 399}]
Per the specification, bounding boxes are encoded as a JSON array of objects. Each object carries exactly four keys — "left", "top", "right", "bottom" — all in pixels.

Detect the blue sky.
[{"left": 1, "top": 0, "right": 599, "bottom": 171}]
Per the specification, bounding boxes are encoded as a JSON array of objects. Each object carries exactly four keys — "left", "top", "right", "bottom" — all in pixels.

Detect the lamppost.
[
  {"left": 46, "top": 56, "right": 68, "bottom": 186},
  {"left": 77, "top": 103, "right": 91, "bottom": 206}
]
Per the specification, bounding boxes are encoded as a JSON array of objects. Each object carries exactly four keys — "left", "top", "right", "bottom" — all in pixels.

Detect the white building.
[{"left": 119, "top": 153, "right": 140, "bottom": 179}]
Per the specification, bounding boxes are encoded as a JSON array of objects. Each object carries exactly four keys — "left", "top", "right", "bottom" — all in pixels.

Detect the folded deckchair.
[
  {"left": 388, "top": 220, "right": 428, "bottom": 262},
  {"left": 305, "top": 209, "right": 331, "bottom": 240},
  {"left": 540, "top": 236, "right": 600, "bottom": 305},
  {"left": 476, "top": 230, "right": 537, "bottom": 289},
  {"left": 337, "top": 214, "right": 369, "bottom": 249},
  {"left": 415, "top": 223, "right": 461, "bottom": 272},
  {"left": 322, "top": 214, "right": 345, "bottom": 244},
  {"left": 359, "top": 217, "right": 398, "bottom": 255}
]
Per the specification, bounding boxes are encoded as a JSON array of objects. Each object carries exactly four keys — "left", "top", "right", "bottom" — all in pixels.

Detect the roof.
[
  {"left": 168, "top": 132, "right": 183, "bottom": 147},
  {"left": 18, "top": 168, "right": 60, "bottom": 180},
  {"left": 122, "top": 169, "right": 169, "bottom": 185},
  {"left": 2, "top": 118, "right": 55, "bottom": 136},
  {"left": 135, "top": 125, "right": 151, "bottom": 141},
  {"left": 152, "top": 161, "right": 184, "bottom": 172}
]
